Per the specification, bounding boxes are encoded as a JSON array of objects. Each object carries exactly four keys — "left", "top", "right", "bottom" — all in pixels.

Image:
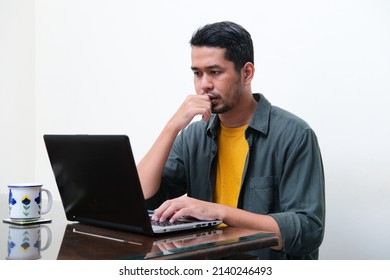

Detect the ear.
[{"left": 242, "top": 62, "right": 255, "bottom": 85}]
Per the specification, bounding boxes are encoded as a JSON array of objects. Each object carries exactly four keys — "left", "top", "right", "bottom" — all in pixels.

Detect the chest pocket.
[{"left": 242, "top": 176, "right": 277, "bottom": 214}]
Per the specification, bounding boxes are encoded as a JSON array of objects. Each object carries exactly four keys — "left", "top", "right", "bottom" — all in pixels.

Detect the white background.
[{"left": 1, "top": 0, "right": 389, "bottom": 259}]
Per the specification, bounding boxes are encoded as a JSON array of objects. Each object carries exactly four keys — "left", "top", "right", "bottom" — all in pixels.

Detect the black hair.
[{"left": 190, "top": 21, "right": 254, "bottom": 73}]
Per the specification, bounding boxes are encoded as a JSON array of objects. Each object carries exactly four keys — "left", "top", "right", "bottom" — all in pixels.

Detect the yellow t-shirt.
[{"left": 214, "top": 123, "right": 248, "bottom": 208}]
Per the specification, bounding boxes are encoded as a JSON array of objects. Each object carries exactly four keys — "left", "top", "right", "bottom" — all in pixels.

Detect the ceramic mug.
[
  {"left": 6, "top": 224, "right": 52, "bottom": 260},
  {"left": 8, "top": 183, "right": 53, "bottom": 221}
]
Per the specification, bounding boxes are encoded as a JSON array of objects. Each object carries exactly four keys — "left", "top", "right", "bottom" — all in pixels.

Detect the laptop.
[{"left": 43, "top": 134, "right": 222, "bottom": 235}]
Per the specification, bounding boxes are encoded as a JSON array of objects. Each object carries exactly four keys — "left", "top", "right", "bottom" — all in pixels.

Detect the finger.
[
  {"left": 152, "top": 200, "right": 172, "bottom": 221},
  {"left": 169, "top": 208, "right": 190, "bottom": 223},
  {"left": 159, "top": 202, "right": 181, "bottom": 222},
  {"left": 200, "top": 103, "right": 212, "bottom": 122},
  {"left": 202, "top": 110, "right": 211, "bottom": 122}
]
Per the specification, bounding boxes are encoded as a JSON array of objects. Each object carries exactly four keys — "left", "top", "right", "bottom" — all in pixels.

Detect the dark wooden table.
[{"left": 0, "top": 194, "right": 280, "bottom": 260}]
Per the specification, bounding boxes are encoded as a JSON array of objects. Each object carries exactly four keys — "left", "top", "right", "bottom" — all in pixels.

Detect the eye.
[
  {"left": 193, "top": 71, "right": 202, "bottom": 77},
  {"left": 210, "top": 69, "right": 222, "bottom": 76}
]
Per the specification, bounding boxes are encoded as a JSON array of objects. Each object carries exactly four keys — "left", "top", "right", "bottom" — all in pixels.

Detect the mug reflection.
[{"left": 6, "top": 224, "right": 52, "bottom": 260}]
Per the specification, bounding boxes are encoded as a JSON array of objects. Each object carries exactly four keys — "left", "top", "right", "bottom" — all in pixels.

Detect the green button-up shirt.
[{"left": 146, "top": 93, "right": 325, "bottom": 259}]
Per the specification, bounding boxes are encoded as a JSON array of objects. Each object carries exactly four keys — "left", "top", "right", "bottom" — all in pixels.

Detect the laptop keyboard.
[{"left": 150, "top": 219, "right": 189, "bottom": 227}]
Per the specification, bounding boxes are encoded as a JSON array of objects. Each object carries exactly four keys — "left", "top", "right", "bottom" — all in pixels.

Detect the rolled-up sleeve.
[{"left": 270, "top": 129, "right": 325, "bottom": 256}]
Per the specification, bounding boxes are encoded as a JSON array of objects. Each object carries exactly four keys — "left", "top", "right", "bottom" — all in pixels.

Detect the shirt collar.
[
  {"left": 248, "top": 93, "right": 271, "bottom": 135},
  {"left": 206, "top": 93, "right": 271, "bottom": 137}
]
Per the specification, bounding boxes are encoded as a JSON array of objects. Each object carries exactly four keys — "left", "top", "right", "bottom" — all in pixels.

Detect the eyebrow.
[{"left": 191, "top": 65, "right": 223, "bottom": 71}]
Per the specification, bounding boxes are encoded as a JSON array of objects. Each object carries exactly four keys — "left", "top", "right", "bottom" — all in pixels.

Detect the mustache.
[{"left": 200, "top": 91, "right": 219, "bottom": 100}]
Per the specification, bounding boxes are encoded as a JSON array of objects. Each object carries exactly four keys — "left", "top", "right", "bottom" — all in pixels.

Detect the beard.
[
  {"left": 211, "top": 79, "right": 243, "bottom": 114},
  {"left": 212, "top": 102, "right": 232, "bottom": 114}
]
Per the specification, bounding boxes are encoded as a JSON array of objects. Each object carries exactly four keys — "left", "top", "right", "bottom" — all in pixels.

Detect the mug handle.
[
  {"left": 40, "top": 225, "right": 52, "bottom": 251},
  {"left": 41, "top": 188, "right": 53, "bottom": 215}
]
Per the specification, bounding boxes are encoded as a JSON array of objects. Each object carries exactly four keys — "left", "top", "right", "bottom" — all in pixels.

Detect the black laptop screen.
[{"left": 44, "top": 135, "right": 153, "bottom": 235}]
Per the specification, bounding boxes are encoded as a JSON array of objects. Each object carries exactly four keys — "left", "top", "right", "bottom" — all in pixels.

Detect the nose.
[{"left": 198, "top": 74, "right": 213, "bottom": 93}]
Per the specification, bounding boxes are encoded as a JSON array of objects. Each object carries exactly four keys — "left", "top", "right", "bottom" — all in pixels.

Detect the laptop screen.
[{"left": 44, "top": 135, "right": 154, "bottom": 235}]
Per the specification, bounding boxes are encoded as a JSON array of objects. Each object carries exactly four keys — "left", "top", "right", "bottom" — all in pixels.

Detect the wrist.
[
  {"left": 164, "top": 120, "right": 182, "bottom": 136},
  {"left": 215, "top": 203, "right": 228, "bottom": 221}
]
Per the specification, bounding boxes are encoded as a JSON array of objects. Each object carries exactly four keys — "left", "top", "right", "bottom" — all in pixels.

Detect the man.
[{"left": 137, "top": 21, "right": 325, "bottom": 259}]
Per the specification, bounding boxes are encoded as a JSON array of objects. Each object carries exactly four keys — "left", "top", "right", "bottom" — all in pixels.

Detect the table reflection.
[{"left": 55, "top": 222, "right": 278, "bottom": 260}]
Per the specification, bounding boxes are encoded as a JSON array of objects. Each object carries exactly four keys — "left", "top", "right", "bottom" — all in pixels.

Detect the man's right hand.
[{"left": 168, "top": 94, "right": 212, "bottom": 132}]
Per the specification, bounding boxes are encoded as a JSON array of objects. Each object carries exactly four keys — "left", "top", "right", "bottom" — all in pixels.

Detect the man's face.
[{"left": 191, "top": 46, "right": 244, "bottom": 114}]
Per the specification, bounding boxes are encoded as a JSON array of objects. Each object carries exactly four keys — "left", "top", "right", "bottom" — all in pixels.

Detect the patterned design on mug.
[
  {"left": 34, "top": 192, "right": 42, "bottom": 214},
  {"left": 21, "top": 195, "right": 32, "bottom": 217},
  {"left": 8, "top": 190, "right": 17, "bottom": 215},
  {"left": 34, "top": 229, "right": 41, "bottom": 249},
  {"left": 20, "top": 230, "right": 30, "bottom": 252},
  {"left": 7, "top": 229, "right": 16, "bottom": 257}
]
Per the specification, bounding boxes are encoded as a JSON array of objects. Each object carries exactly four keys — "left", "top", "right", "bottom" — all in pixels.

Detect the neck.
[{"left": 219, "top": 93, "right": 257, "bottom": 128}]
